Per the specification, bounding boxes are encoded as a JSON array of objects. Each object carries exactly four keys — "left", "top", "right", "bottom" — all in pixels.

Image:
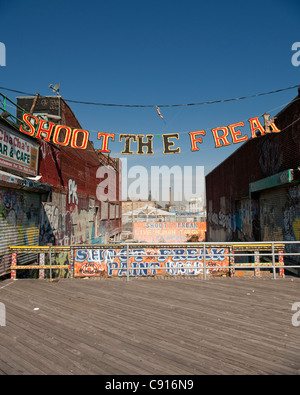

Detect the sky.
[{"left": 0, "top": 0, "right": 300, "bottom": 204}]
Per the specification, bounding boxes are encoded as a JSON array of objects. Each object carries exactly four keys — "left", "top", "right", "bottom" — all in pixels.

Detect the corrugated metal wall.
[
  {"left": 260, "top": 185, "right": 300, "bottom": 241},
  {"left": 0, "top": 187, "right": 40, "bottom": 276}
]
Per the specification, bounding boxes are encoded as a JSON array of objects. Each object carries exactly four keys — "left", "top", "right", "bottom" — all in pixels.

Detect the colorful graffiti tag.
[
  {"left": 74, "top": 247, "right": 229, "bottom": 278},
  {"left": 0, "top": 189, "right": 40, "bottom": 275},
  {"left": 39, "top": 189, "right": 102, "bottom": 247}
]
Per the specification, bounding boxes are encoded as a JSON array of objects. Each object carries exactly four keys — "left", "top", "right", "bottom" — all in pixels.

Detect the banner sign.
[
  {"left": 0, "top": 125, "right": 38, "bottom": 175},
  {"left": 74, "top": 247, "right": 230, "bottom": 278},
  {"left": 133, "top": 222, "right": 206, "bottom": 243},
  {"left": 19, "top": 112, "right": 280, "bottom": 153}
]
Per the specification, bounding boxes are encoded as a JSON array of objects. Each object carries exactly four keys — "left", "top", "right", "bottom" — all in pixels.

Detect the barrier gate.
[{"left": 8, "top": 241, "right": 300, "bottom": 280}]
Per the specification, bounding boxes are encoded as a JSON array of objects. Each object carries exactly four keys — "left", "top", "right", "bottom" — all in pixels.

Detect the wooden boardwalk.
[{"left": 0, "top": 276, "right": 299, "bottom": 375}]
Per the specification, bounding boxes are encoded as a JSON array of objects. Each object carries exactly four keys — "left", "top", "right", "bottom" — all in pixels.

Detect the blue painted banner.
[{"left": 74, "top": 247, "right": 229, "bottom": 277}]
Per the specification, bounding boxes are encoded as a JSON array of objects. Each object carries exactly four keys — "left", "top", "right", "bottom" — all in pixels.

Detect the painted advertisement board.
[
  {"left": 74, "top": 246, "right": 229, "bottom": 278},
  {"left": 133, "top": 221, "right": 206, "bottom": 243},
  {"left": 0, "top": 126, "right": 38, "bottom": 175}
]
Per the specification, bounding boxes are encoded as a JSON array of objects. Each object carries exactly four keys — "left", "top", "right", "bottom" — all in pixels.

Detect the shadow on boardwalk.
[{"left": 0, "top": 276, "right": 299, "bottom": 375}]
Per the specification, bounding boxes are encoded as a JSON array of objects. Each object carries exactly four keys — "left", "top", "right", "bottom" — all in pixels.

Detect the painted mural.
[{"left": 74, "top": 247, "right": 229, "bottom": 278}]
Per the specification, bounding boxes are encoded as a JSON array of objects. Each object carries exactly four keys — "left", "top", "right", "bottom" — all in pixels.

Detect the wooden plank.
[{"left": 0, "top": 277, "right": 299, "bottom": 375}]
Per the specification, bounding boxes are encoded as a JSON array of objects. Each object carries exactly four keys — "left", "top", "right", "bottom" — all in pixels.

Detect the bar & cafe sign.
[{"left": 0, "top": 125, "right": 38, "bottom": 175}]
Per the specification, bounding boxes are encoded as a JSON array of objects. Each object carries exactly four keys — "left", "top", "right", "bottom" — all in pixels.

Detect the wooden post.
[{"left": 29, "top": 93, "right": 40, "bottom": 114}]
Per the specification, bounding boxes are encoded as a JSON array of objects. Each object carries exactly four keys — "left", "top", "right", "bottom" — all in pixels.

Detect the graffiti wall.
[
  {"left": 207, "top": 184, "right": 300, "bottom": 250},
  {"left": 281, "top": 185, "right": 300, "bottom": 241},
  {"left": 40, "top": 187, "right": 101, "bottom": 246},
  {"left": 207, "top": 196, "right": 261, "bottom": 242},
  {"left": 74, "top": 246, "right": 229, "bottom": 278},
  {"left": 0, "top": 188, "right": 40, "bottom": 275}
]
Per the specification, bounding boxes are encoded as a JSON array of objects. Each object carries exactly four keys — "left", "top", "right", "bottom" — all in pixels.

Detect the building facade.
[
  {"left": 122, "top": 200, "right": 155, "bottom": 214},
  {"left": 206, "top": 89, "right": 300, "bottom": 247},
  {"left": 0, "top": 96, "right": 51, "bottom": 276},
  {"left": 16, "top": 95, "right": 122, "bottom": 247}
]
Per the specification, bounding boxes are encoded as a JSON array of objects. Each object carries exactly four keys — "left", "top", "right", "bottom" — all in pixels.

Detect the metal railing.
[
  {"left": 9, "top": 241, "right": 300, "bottom": 280},
  {"left": 0, "top": 92, "right": 26, "bottom": 128},
  {"left": 9, "top": 246, "right": 71, "bottom": 280}
]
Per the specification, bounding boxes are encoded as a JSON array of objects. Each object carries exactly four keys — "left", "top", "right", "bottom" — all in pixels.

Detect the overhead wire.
[
  {"left": 87, "top": 96, "right": 300, "bottom": 137},
  {"left": 0, "top": 83, "right": 299, "bottom": 108},
  {"left": 1, "top": 84, "right": 299, "bottom": 153}
]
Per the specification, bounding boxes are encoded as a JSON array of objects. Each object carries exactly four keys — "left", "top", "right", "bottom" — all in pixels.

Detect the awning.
[
  {"left": 0, "top": 170, "right": 51, "bottom": 193},
  {"left": 249, "top": 169, "right": 298, "bottom": 195}
]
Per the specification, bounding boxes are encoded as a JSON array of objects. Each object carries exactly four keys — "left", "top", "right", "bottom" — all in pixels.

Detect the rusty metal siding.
[{"left": 206, "top": 91, "right": 300, "bottom": 242}]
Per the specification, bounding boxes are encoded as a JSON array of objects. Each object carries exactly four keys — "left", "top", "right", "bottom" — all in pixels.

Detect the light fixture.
[{"left": 41, "top": 113, "right": 61, "bottom": 121}]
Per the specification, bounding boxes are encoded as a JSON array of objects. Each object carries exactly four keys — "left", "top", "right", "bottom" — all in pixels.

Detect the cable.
[
  {"left": 280, "top": 116, "right": 300, "bottom": 132},
  {"left": 1, "top": 85, "right": 299, "bottom": 146},
  {"left": 0, "top": 84, "right": 299, "bottom": 108},
  {"left": 89, "top": 97, "right": 300, "bottom": 136}
]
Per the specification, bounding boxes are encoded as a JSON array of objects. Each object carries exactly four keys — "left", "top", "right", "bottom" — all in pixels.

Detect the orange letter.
[
  {"left": 248, "top": 117, "right": 265, "bottom": 138},
  {"left": 52, "top": 125, "right": 72, "bottom": 146},
  {"left": 189, "top": 131, "right": 206, "bottom": 151},
  {"left": 19, "top": 113, "right": 39, "bottom": 136},
  {"left": 228, "top": 121, "right": 248, "bottom": 144},
  {"left": 35, "top": 119, "right": 55, "bottom": 142},
  {"left": 211, "top": 127, "right": 231, "bottom": 148},
  {"left": 97, "top": 132, "right": 115, "bottom": 153},
  {"left": 71, "top": 129, "right": 89, "bottom": 149}
]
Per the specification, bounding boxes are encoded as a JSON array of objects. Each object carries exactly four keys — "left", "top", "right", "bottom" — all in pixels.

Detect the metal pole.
[
  {"left": 203, "top": 243, "right": 207, "bottom": 280},
  {"left": 49, "top": 246, "right": 52, "bottom": 280},
  {"left": 272, "top": 242, "right": 276, "bottom": 280},
  {"left": 126, "top": 243, "right": 130, "bottom": 281}
]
